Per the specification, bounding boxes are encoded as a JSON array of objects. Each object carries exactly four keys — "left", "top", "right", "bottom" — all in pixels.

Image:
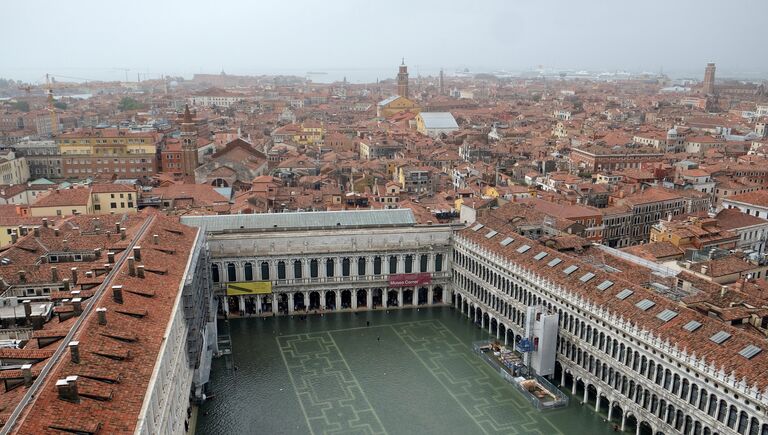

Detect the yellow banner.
[{"left": 226, "top": 281, "right": 272, "bottom": 296}]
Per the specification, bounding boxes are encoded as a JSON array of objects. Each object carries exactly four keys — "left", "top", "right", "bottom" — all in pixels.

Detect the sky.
[{"left": 1, "top": 0, "right": 766, "bottom": 84}]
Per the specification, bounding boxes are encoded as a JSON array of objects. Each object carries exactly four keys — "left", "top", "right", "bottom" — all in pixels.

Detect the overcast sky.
[{"left": 2, "top": 0, "right": 766, "bottom": 83}]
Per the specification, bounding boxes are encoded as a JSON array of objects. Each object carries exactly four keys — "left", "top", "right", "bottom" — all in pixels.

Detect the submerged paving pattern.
[{"left": 278, "top": 320, "right": 562, "bottom": 435}]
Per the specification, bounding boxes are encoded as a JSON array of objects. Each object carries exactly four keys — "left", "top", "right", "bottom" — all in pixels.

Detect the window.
[
  {"left": 211, "top": 264, "right": 219, "bottom": 282},
  {"left": 244, "top": 263, "right": 253, "bottom": 281},
  {"left": 435, "top": 253, "right": 443, "bottom": 272},
  {"left": 389, "top": 256, "right": 397, "bottom": 274},
  {"left": 358, "top": 257, "right": 366, "bottom": 275},
  {"left": 110, "top": 202, "right": 117, "bottom": 209},
  {"left": 227, "top": 263, "right": 236, "bottom": 282},
  {"left": 342, "top": 258, "right": 350, "bottom": 276},
  {"left": 277, "top": 261, "right": 286, "bottom": 280},
  {"left": 310, "top": 259, "right": 318, "bottom": 278},
  {"left": 420, "top": 254, "right": 428, "bottom": 272},
  {"left": 326, "top": 258, "right": 334, "bottom": 277},
  {"left": 373, "top": 256, "right": 382, "bottom": 275},
  {"left": 261, "top": 262, "right": 270, "bottom": 280},
  {"left": 294, "top": 260, "right": 302, "bottom": 279}
]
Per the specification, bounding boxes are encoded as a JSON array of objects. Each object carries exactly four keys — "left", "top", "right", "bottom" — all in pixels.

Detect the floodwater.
[{"left": 197, "top": 307, "right": 618, "bottom": 435}]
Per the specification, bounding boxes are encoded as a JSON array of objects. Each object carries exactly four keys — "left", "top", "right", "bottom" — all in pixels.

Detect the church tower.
[
  {"left": 397, "top": 58, "right": 409, "bottom": 98},
  {"left": 439, "top": 68, "right": 445, "bottom": 95},
  {"left": 180, "top": 105, "right": 199, "bottom": 182}
]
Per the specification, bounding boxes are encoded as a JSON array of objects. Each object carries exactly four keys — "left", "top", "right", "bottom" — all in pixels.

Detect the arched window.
[
  {"left": 405, "top": 255, "right": 413, "bottom": 273},
  {"left": 326, "top": 258, "right": 334, "bottom": 277},
  {"left": 342, "top": 258, "right": 350, "bottom": 276},
  {"left": 227, "top": 263, "right": 236, "bottom": 282},
  {"left": 310, "top": 259, "right": 318, "bottom": 278},
  {"left": 261, "top": 261, "right": 270, "bottom": 280},
  {"left": 358, "top": 257, "right": 366, "bottom": 275},
  {"left": 211, "top": 264, "right": 220, "bottom": 282},
  {"left": 420, "top": 254, "right": 428, "bottom": 272},
  {"left": 435, "top": 253, "right": 444, "bottom": 271},
  {"left": 373, "top": 256, "right": 382, "bottom": 275},
  {"left": 389, "top": 256, "right": 398, "bottom": 274},
  {"left": 277, "top": 261, "right": 286, "bottom": 280},
  {"left": 294, "top": 260, "right": 302, "bottom": 279},
  {"left": 244, "top": 262, "right": 253, "bottom": 281}
]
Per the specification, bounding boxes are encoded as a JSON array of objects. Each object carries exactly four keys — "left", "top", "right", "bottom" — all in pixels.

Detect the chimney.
[
  {"left": 94, "top": 218, "right": 101, "bottom": 231},
  {"left": 70, "top": 267, "right": 78, "bottom": 285},
  {"left": 54, "top": 228, "right": 59, "bottom": 237},
  {"left": 51, "top": 266, "right": 58, "bottom": 282},
  {"left": 68, "top": 341, "right": 80, "bottom": 363},
  {"left": 115, "top": 222, "right": 120, "bottom": 233},
  {"left": 62, "top": 239, "right": 68, "bottom": 251},
  {"left": 18, "top": 270, "right": 26, "bottom": 283},
  {"left": 106, "top": 230, "right": 111, "bottom": 240},
  {"left": 71, "top": 298, "right": 82, "bottom": 316},
  {"left": 701, "top": 265, "right": 709, "bottom": 275},
  {"left": 94, "top": 247, "right": 101, "bottom": 258},
  {"left": 62, "top": 278, "right": 70, "bottom": 291},
  {"left": 19, "top": 226, "right": 28, "bottom": 236},
  {"left": 128, "top": 257, "right": 136, "bottom": 276},
  {"left": 56, "top": 376, "right": 79, "bottom": 403},
  {"left": 107, "top": 251, "right": 115, "bottom": 263},
  {"left": 42, "top": 218, "right": 48, "bottom": 228},
  {"left": 120, "top": 227, "right": 126, "bottom": 240},
  {"left": 21, "top": 364, "right": 32, "bottom": 387},
  {"left": 153, "top": 234, "right": 159, "bottom": 245},
  {"left": 104, "top": 263, "right": 111, "bottom": 273},
  {"left": 85, "top": 271, "right": 93, "bottom": 279},
  {"left": 22, "top": 299, "right": 31, "bottom": 319},
  {"left": 137, "top": 265, "right": 145, "bottom": 279},
  {"left": 96, "top": 307, "right": 107, "bottom": 325},
  {"left": 133, "top": 246, "right": 141, "bottom": 261},
  {"left": 112, "top": 285, "right": 123, "bottom": 304},
  {"left": 10, "top": 230, "right": 17, "bottom": 244},
  {"left": 33, "top": 226, "right": 40, "bottom": 237},
  {"left": 720, "top": 286, "right": 727, "bottom": 298}
]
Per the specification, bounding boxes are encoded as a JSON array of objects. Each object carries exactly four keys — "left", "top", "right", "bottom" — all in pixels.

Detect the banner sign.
[
  {"left": 388, "top": 273, "right": 431, "bottom": 288},
  {"left": 226, "top": 281, "right": 272, "bottom": 296}
]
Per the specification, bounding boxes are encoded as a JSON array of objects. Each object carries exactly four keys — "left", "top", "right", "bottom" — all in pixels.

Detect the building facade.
[{"left": 56, "top": 128, "right": 158, "bottom": 178}]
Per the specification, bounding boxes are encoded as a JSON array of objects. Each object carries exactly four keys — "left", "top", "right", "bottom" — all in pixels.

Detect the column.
[
  {"left": 620, "top": 413, "right": 626, "bottom": 432},
  {"left": 222, "top": 296, "right": 229, "bottom": 315},
  {"left": 320, "top": 292, "right": 326, "bottom": 310},
  {"left": 303, "top": 291, "right": 309, "bottom": 311},
  {"left": 239, "top": 296, "right": 246, "bottom": 316},
  {"left": 383, "top": 256, "right": 390, "bottom": 276},
  {"left": 288, "top": 293, "right": 294, "bottom": 314},
  {"left": 397, "top": 289, "right": 403, "bottom": 307},
  {"left": 663, "top": 404, "right": 670, "bottom": 423},
  {"left": 582, "top": 385, "right": 588, "bottom": 404},
  {"left": 560, "top": 369, "right": 565, "bottom": 387},
  {"left": 366, "top": 290, "right": 372, "bottom": 309},
  {"left": 572, "top": 379, "right": 578, "bottom": 395},
  {"left": 428, "top": 287, "right": 434, "bottom": 305},
  {"left": 635, "top": 424, "right": 641, "bottom": 435},
  {"left": 504, "top": 327, "right": 509, "bottom": 346},
  {"left": 303, "top": 259, "right": 310, "bottom": 280},
  {"left": 595, "top": 389, "right": 601, "bottom": 412},
  {"left": 271, "top": 295, "right": 278, "bottom": 315},
  {"left": 255, "top": 295, "right": 262, "bottom": 314},
  {"left": 608, "top": 402, "right": 613, "bottom": 421}
]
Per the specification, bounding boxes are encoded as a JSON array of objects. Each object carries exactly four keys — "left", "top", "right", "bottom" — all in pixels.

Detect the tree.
[
  {"left": 53, "top": 101, "right": 67, "bottom": 110},
  {"left": 118, "top": 97, "right": 143, "bottom": 111},
  {"left": 12, "top": 100, "right": 30, "bottom": 112}
]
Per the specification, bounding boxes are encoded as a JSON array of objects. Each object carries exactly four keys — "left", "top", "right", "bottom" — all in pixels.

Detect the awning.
[{"left": 226, "top": 281, "right": 272, "bottom": 296}]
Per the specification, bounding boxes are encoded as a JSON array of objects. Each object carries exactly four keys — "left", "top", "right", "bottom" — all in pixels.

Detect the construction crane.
[{"left": 45, "top": 74, "right": 58, "bottom": 136}]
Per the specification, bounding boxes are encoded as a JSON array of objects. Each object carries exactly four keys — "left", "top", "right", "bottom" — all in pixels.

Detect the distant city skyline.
[{"left": 2, "top": 0, "right": 766, "bottom": 84}]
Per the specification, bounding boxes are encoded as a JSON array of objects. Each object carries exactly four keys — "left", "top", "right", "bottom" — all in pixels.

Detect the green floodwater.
[{"left": 197, "top": 307, "right": 618, "bottom": 435}]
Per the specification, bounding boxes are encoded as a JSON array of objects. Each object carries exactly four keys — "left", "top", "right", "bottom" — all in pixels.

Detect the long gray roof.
[{"left": 181, "top": 209, "right": 416, "bottom": 233}]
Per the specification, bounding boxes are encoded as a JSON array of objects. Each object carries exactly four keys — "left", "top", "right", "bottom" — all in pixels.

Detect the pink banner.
[{"left": 388, "top": 273, "right": 432, "bottom": 288}]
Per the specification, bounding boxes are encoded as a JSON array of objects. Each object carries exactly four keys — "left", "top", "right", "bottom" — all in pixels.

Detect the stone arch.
[{"left": 356, "top": 289, "right": 367, "bottom": 308}]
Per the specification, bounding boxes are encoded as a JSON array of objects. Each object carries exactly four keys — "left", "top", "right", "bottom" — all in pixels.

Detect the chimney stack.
[
  {"left": 94, "top": 218, "right": 101, "bottom": 231},
  {"left": 51, "top": 266, "right": 59, "bottom": 282},
  {"left": 18, "top": 270, "right": 26, "bottom": 283},
  {"left": 70, "top": 267, "right": 78, "bottom": 285},
  {"left": 10, "top": 230, "right": 17, "bottom": 244},
  {"left": 71, "top": 298, "right": 82, "bottom": 316},
  {"left": 112, "top": 285, "right": 123, "bottom": 304},
  {"left": 22, "top": 299, "right": 32, "bottom": 319},
  {"left": 120, "top": 227, "right": 126, "bottom": 240},
  {"left": 115, "top": 222, "right": 121, "bottom": 233},
  {"left": 153, "top": 234, "right": 159, "bottom": 245},
  {"left": 106, "top": 230, "right": 111, "bottom": 240},
  {"left": 96, "top": 307, "right": 107, "bottom": 325},
  {"left": 62, "top": 239, "right": 68, "bottom": 251},
  {"left": 128, "top": 257, "right": 136, "bottom": 276},
  {"left": 62, "top": 278, "right": 70, "bottom": 291},
  {"left": 104, "top": 263, "right": 111, "bottom": 273},
  {"left": 133, "top": 246, "right": 141, "bottom": 261},
  {"left": 94, "top": 247, "right": 101, "bottom": 258},
  {"left": 85, "top": 271, "right": 93, "bottom": 279},
  {"left": 107, "top": 251, "right": 115, "bottom": 263},
  {"left": 137, "top": 265, "right": 145, "bottom": 279},
  {"left": 54, "top": 228, "right": 59, "bottom": 237},
  {"left": 21, "top": 364, "right": 32, "bottom": 387},
  {"left": 42, "top": 217, "right": 48, "bottom": 228},
  {"left": 56, "top": 376, "right": 79, "bottom": 403},
  {"left": 68, "top": 341, "right": 80, "bottom": 363},
  {"left": 33, "top": 226, "right": 40, "bottom": 237}
]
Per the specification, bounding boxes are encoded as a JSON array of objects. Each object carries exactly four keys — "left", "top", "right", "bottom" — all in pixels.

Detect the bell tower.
[
  {"left": 397, "top": 58, "right": 409, "bottom": 98},
  {"left": 180, "top": 105, "right": 199, "bottom": 182}
]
